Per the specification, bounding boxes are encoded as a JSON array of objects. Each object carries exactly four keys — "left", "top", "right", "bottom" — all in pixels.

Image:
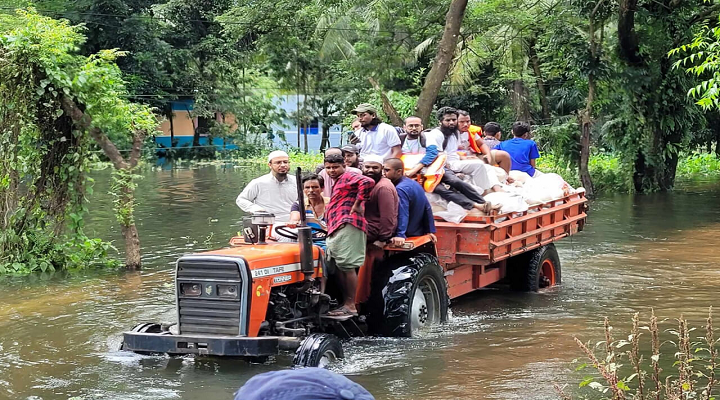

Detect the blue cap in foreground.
[{"left": 234, "top": 368, "right": 375, "bottom": 400}]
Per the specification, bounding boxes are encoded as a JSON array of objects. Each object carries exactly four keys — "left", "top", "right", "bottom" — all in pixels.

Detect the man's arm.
[
  {"left": 529, "top": 141, "right": 540, "bottom": 168},
  {"left": 236, "top": 180, "right": 264, "bottom": 213},
  {"left": 406, "top": 145, "right": 439, "bottom": 177},
  {"left": 350, "top": 174, "right": 376, "bottom": 215},
  {"left": 423, "top": 198, "right": 437, "bottom": 234},
  {"left": 376, "top": 186, "right": 398, "bottom": 241},
  {"left": 390, "top": 145, "right": 402, "bottom": 159},
  {"left": 393, "top": 188, "right": 411, "bottom": 239}
]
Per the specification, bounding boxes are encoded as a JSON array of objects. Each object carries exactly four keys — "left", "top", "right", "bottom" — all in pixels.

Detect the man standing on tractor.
[
  {"left": 236, "top": 150, "right": 297, "bottom": 233},
  {"left": 362, "top": 155, "right": 398, "bottom": 246},
  {"left": 356, "top": 154, "right": 398, "bottom": 305},
  {"left": 351, "top": 103, "right": 402, "bottom": 160},
  {"left": 383, "top": 158, "right": 437, "bottom": 247},
  {"left": 318, "top": 147, "right": 362, "bottom": 197},
  {"left": 323, "top": 153, "right": 375, "bottom": 317}
]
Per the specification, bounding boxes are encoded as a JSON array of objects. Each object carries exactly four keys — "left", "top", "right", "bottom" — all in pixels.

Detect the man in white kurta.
[{"left": 236, "top": 151, "right": 297, "bottom": 225}]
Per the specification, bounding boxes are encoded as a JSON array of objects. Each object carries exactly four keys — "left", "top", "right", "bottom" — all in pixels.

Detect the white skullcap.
[
  {"left": 267, "top": 150, "right": 289, "bottom": 163},
  {"left": 363, "top": 154, "right": 384, "bottom": 165}
]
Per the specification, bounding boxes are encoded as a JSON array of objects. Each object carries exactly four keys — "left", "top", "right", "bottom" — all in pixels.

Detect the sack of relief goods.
[
  {"left": 484, "top": 192, "right": 529, "bottom": 214},
  {"left": 522, "top": 173, "right": 571, "bottom": 205}
]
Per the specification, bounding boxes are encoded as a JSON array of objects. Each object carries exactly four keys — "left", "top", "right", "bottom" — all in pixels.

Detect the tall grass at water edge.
[{"left": 557, "top": 308, "right": 719, "bottom": 400}]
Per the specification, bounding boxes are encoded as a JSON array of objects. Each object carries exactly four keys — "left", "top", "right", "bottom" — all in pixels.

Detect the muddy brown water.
[{"left": 1, "top": 164, "right": 719, "bottom": 400}]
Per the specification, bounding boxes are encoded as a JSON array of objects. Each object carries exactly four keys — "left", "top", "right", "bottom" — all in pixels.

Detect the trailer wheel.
[
  {"left": 510, "top": 244, "right": 561, "bottom": 292},
  {"left": 292, "top": 334, "right": 343, "bottom": 368},
  {"left": 374, "top": 253, "right": 449, "bottom": 337}
]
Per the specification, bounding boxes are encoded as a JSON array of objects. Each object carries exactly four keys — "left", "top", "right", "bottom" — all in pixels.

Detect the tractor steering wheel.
[{"left": 274, "top": 225, "right": 328, "bottom": 241}]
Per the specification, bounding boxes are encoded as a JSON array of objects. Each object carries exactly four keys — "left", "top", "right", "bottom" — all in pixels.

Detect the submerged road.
[{"left": 1, "top": 165, "right": 719, "bottom": 399}]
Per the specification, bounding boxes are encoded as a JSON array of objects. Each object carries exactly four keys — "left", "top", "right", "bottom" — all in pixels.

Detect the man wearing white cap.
[{"left": 236, "top": 151, "right": 297, "bottom": 225}]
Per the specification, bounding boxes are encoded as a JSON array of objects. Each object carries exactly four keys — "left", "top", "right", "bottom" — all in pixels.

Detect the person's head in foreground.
[{"left": 234, "top": 368, "right": 375, "bottom": 400}]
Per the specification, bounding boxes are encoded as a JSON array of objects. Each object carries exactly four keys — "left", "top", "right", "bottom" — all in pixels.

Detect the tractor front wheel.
[{"left": 292, "top": 334, "right": 343, "bottom": 368}]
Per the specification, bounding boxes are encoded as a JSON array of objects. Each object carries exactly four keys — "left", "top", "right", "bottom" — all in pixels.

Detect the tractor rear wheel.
[
  {"left": 292, "top": 334, "right": 343, "bottom": 368},
  {"left": 370, "top": 253, "right": 449, "bottom": 337},
  {"left": 509, "top": 244, "right": 561, "bottom": 292}
]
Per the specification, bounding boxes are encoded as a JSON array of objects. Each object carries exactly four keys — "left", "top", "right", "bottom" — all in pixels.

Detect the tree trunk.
[
  {"left": 510, "top": 80, "right": 533, "bottom": 122},
  {"left": 414, "top": 0, "right": 469, "bottom": 123},
  {"left": 166, "top": 105, "right": 175, "bottom": 148},
  {"left": 120, "top": 186, "right": 141, "bottom": 269},
  {"left": 61, "top": 95, "right": 144, "bottom": 269},
  {"left": 617, "top": 0, "right": 643, "bottom": 66},
  {"left": 368, "top": 77, "right": 403, "bottom": 126},
  {"left": 320, "top": 124, "right": 330, "bottom": 152},
  {"left": 579, "top": 109, "right": 594, "bottom": 197},
  {"left": 528, "top": 39, "right": 551, "bottom": 123}
]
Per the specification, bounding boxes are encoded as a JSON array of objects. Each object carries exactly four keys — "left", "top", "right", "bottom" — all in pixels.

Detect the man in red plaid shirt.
[{"left": 323, "top": 153, "right": 375, "bottom": 317}]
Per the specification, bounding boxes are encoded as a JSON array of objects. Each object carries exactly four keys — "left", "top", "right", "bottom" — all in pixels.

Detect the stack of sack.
[{"left": 427, "top": 166, "right": 585, "bottom": 222}]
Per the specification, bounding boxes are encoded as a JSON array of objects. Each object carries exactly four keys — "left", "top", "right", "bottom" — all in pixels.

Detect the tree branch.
[{"left": 61, "top": 95, "right": 129, "bottom": 170}]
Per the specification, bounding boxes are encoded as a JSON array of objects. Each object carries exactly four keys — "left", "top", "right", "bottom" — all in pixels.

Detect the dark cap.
[
  {"left": 351, "top": 103, "right": 377, "bottom": 115},
  {"left": 234, "top": 368, "right": 375, "bottom": 400},
  {"left": 341, "top": 144, "right": 359, "bottom": 154}
]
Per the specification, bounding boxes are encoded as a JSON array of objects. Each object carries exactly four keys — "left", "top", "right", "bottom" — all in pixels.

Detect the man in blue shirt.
[
  {"left": 383, "top": 158, "right": 436, "bottom": 247},
  {"left": 496, "top": 121, "right": 542, "bottom": 177}
]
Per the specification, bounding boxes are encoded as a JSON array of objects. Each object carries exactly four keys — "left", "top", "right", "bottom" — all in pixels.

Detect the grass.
[{"left": 558, "top": 308, "right": 718, "bottom": 400}]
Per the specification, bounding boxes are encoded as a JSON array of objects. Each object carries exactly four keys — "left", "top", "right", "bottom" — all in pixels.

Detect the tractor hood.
[{"left": 197, "top": 242, "right": 322, "bottom": 277}]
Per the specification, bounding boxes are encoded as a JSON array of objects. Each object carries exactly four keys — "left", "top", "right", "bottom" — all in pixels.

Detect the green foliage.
[
  {"left": 676, "top": 152, "right": 720, "bottom": 179},
  {"left": 0, "top": 9, "right": 155, "bottom": 274},
  {"left": 670, "top": 1, "right": 720, "bottom": 111}
]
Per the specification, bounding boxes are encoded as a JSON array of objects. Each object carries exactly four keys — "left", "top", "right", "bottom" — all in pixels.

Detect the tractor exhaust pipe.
[{"left": 296, "top": 167, "right": 315, "bottom": 279}]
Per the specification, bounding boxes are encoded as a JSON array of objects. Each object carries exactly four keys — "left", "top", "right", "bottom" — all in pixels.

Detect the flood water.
[{"left": 1, "top": 164, "right": 719, "bottom": 400}]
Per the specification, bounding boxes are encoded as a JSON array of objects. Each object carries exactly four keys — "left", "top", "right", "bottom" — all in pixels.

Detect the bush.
[
  {"left": 676, "top": 152, "right": 720, "bottom": 180},
  {"left": 558, "top": 308, "right": 718, "bottom": 400}
]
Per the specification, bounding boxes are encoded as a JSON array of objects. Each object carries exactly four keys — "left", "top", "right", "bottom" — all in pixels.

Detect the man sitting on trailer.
[
  {"left": 383, "top": 158, "right": 437, "bottom": 247},
  {"left": 402, "top": 115, "right": 497, "bottom": 213},
  {"left": 323, "top": 153, "right": 375, "bottom": 317},
  {"left": 456, "top": 111, "right": 512, "bottom": 175},
  {"left": 424, "top": 107, "right": 504, "bottom": 194}
]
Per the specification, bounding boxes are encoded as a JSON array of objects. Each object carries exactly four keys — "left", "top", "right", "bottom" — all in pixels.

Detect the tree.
[
  {"left": 0, "top": 10, "right": 157, "bottom": 271},
  {"left": 414, "top": 0, "right": 469, "bottom": 122}
]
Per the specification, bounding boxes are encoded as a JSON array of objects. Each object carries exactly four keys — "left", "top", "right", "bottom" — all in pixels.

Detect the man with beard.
[
  {"left": 341, "top": 144, "right": 361, "bottom": 169},
  {"left": 402, "top": 116, "right": 496, "bottom": 213},
  {"left": 324, "top": 154, "right": 375, "bottom": 317},
  {"left": 355, "top": 155, "right": 398, "bottom": 305},
  {"left": 352, "top": 103, "right": 402, "bottom": 160},
  {"left": 236, "top": 151, "right": 298, "bottom": 237},
  {"left": 383, "top": 158, "right": 436, "bottom": 248},
  {"left": 425, "top": 107, "right": 503, "bottom": 194},
  {"left": 362, "top": 155, "right": 398, "bottom": 245}
]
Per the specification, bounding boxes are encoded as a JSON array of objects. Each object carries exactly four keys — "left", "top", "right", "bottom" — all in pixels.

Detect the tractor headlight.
[
  {"left": 180, "top": 282, "right": 201, "bottom": 296},
  {"left": 217, "top": 284, "right": 238, "bottom": 298}
]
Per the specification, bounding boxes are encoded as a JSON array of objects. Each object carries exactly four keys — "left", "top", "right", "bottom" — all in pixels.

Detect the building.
[{"left": 154, "top": 96, "right": 347, "bottom": 153}]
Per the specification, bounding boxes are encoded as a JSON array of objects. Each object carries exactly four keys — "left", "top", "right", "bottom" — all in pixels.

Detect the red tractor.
[{"left": 122, "top": 168, "right": 587, "bottom": 367}]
